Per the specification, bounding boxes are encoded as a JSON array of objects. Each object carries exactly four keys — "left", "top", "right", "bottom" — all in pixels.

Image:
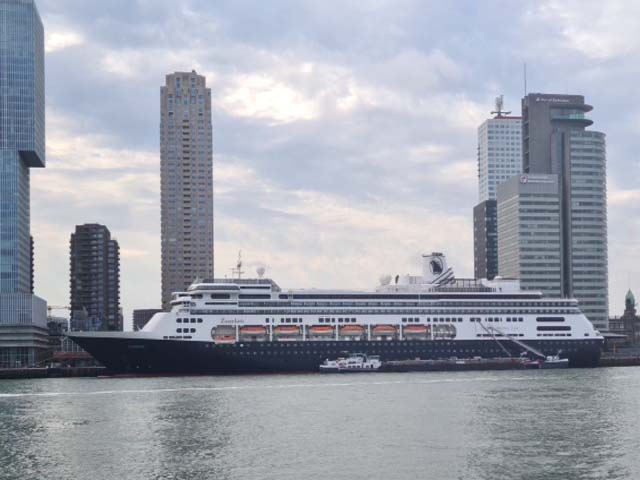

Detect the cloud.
[
  {"left": 220, "top": 73, "right": 319, "bottom": 123},
  {"left": 45, "top": 30, "right": 84, "bottom": 53},
  {"left": 531, "top": 0, "right": 640, "bottom": 60}
]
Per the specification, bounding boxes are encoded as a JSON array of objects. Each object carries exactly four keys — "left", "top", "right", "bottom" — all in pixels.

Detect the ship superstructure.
[{"left": 69, "top": 253, "right": 603, "bottom": 373}]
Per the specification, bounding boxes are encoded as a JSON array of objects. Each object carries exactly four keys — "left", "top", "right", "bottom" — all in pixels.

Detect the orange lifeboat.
[
  {"left": 214, "top": 335, "right": 236, "bottom": 343},
  {"left": 372, "top": 325, "right": 396, "bottom": 335},
  {"left": 309, "top": 325, "right": 334, "bottom": 335},
  {"left": 340, "top": 325, "right": 365, "bottom": 335},
  {"left": 274, "top": 326, "right": 300, "bottom": 334},
  {"left": 240, "top": 326, "right": 267, "bottom": 335},
  {"left": 403, "top": 325, "right": 427, "bottom": 334}
]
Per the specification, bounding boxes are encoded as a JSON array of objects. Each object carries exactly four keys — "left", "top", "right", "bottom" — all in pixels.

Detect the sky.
[{"left": 32, "top": 0, "right": 640, "bottom": 328}]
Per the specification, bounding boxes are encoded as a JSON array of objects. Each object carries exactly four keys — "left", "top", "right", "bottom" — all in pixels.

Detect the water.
[{"left": 1, "top": 368, "right": 639, "bottom": 480}]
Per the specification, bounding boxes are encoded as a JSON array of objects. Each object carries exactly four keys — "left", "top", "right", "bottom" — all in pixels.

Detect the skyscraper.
[
  {"left": 473, "top": 200, "right": 498, "bottom": 280},
  {"left": 160, "top": 71, "right": 214, "bottom": 309},
  {"left": 70, "top": 224, "right": 122, "bottom": 331},
  {"left": 497, "top": 174, "right": 562, "bottom": 299},
  {"left": 473, "top": 98, "right": 522, "bottom": 280},
  {"left": 500, "top": 93, "right": 608, "bottom": 330},
  {"left": 0, "top": 0, "right": 48, "bottom": 367}
]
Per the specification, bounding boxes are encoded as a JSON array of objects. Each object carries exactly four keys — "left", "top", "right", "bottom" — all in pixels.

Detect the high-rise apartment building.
[
  {"left": 132, "top": 308, "right": 162, "bottom": 331},
  {"left": 160, "top": 71, "right": 214, "bottom": 310},
  {"left": 519, "top": 93, "right": 608, "bottom": 331},
  {"left": 0, "top": 0, "right": 48, "bottom": 367},
  {"left": 70, "top": 224, "right": 122, "bottom": 331},
  {"left": 473, "top": 200, "right": 498, "bottom": 280},
  {"left": 473, "top": 98, "right": 522, "bottom": 280}
]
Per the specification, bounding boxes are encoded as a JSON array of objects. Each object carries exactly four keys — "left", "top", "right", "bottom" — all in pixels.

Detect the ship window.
[
  {"left": 177, "top": 318, "right": 182, "bottom": 323},
  {"left": 536, "top": 317, "right": 565, "bottom": 322},
  {"left": 537, "top": 326, "right": 571, "bottom": 331},
  {"left": 211, "top": 293, "right": 231, "bottom": 299},
  {"left": 402, "top": 318, "right": 407, "bottom": 322},
  {"left": 198, "top": 318, "right": 203, "bottom": 323},
  {"left": 191, "top": 328, "right": 196, "bottom": 333},
  {"left": 191, "top": 318, "right": 196, "bottom": 323},
  {"left": 176, "top": 328, "right": 182, "bottom": 333}
]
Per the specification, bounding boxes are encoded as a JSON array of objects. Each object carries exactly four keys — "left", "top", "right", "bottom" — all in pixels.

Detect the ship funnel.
[{"left": 422, "top": 252, "right": 452, "bottom": 284}]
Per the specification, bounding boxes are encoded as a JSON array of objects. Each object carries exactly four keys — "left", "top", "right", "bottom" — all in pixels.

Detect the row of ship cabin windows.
[
  {"left": 177, "top": 328, "right": 197, "bottom": 333},
  {"left": 264, "top": 317, "right": 304, "bottom": 324},
  {"left": 477, "top": 334, "right": 525, "bottom": 337},
  {"left": 318, "top": 318, "right": 357, "bottom": 324},
  {"left": 470, "top": 317, "right": 524, "bottom": 322},
  {"left": 177, "top": 318, "right": 203, "bottom": 323}
]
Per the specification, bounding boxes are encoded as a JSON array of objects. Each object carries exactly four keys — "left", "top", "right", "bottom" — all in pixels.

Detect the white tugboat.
[{"left": 319, "top": 353, "right": 382, "bottom": 373}]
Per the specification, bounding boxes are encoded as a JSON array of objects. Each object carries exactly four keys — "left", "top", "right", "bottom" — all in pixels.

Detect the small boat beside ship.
[
  {"left": 319, "top": 353, "right": 382, "bottom": 373},
  {"left": 319, "top": 350, "right": 569, "bottom": 373},
  {"left": 523, "top": 354, "right": 570, "bottom": 369}
]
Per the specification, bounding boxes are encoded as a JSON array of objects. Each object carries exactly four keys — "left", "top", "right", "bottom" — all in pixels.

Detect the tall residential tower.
[
  {"left": 473, "top": 97, "right": 522, "bottom": 280},
  {"left": 160, "top": 71, "right": 214, "bottom": 309},
  {"left": 0, "top": 0, "right": 48, "bottom": 367},
  {"left": 69, "top": 224, "right": 122, "bottom": 331}
]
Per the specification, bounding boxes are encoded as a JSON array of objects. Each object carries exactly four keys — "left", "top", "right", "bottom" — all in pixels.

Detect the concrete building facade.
[
  {"left": 474, "top": 106, "right": 522, "bottom": 280},
  {"left": 0, "top": 0, "right": 48, "bottom": 367},
  {"left": 477, "top": 115, "right": 522, "bottom": 203},
  {"left": 521, "top": 93, "right": 608, "bottom": 330},
  {"left": 69, "top": 224, "right": 122, "bottom": 331},
  {"left": 609, "top": 290, "right": 640, "bottom": 346},
  {"left": 473, "top": 200, "right": 498, "bottom": 280},
  {"left": 160, "top": 71, "right": 214, "bottom": 310},
  {"left": 497, "top": 174, "right": 562, "bottom": 299}
]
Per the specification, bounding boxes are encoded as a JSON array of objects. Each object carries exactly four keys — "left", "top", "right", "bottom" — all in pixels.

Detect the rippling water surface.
[{"left": 1, "top": 368, "right": 639, "bottom": 480}]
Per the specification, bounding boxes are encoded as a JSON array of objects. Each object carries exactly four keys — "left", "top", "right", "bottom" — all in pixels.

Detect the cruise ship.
[{"left": 69, "top": 253, "right": 604, "bottom": 373}]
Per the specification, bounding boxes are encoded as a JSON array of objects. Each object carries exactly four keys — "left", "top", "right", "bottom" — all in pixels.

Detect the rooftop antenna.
[
  {"left": 231, "top": 250, "right": 244, "bottom": 280},
  {"left": 491, "top": 95, "right": 511, "bottom": 118}
]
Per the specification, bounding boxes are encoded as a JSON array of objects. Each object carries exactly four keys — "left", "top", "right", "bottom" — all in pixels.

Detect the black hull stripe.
[{"left": 71, "top": 338, "right": 603, "bottom": 373}]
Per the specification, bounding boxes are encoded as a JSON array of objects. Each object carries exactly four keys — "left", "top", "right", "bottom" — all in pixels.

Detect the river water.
[{"left": 0, "top": 368, "right": 638, "bottom": 480}]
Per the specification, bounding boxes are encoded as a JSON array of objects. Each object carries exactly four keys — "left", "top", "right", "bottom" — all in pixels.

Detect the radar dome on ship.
[{"left": 257, "top": 266, "right": 266, "bottom": 278}]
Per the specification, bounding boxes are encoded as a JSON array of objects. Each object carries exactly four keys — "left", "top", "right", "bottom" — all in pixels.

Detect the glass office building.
[{"left": 0, "top": 0, "right": 48, "bottom": 367}]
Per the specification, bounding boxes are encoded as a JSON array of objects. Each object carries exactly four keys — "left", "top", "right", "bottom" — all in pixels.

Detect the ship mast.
[{"left": 231, "top": 250, "right": 244, "bottom": 280}]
